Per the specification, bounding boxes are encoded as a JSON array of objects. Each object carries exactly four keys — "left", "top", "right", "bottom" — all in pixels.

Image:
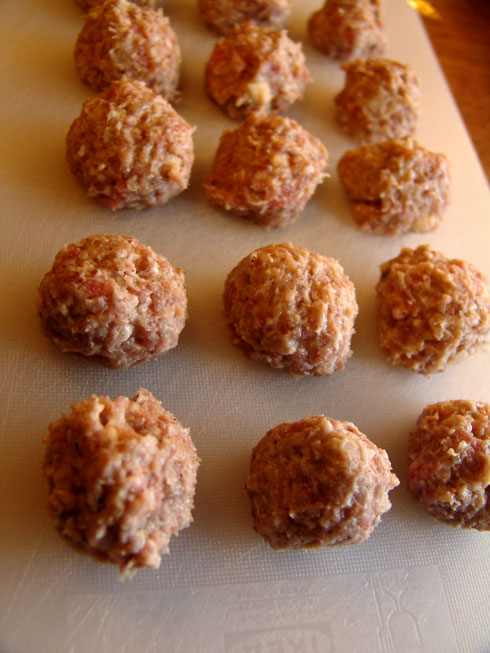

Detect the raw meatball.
[
  {"left": 246, "top": 415, "right": 399, "bottom": 549},
  {"left": 308, "top": 0, "right": 387, "bottom": 61},
  {"left": 66, "top": 78, "right": 194, "bottom": 210},
  {"left": 204, "top": 23, "right": 310, "bottom": 120},
  {"left": 376, "top": 245, "right": 490, "bottom": 374},
  {"left": 337, "top": 138, "right": 451, "bottom": 236},
  {"left": 223, "top": 243, "right": 358, "bottom": 376},
  {"left": 203, "top": 111, "right": 327, "bottom": 228},
  {"left": 199, "top": 0, "right": 291, "bottom": 35},
  {"left": 74, "top": 0, "right": 181, "bottom": 100},
  {"left": 38, "top": 234, "right": 187, "bottom": 369},
  {"left": 42, "top": 388, "right": 199, "bottom": 578},
  {"left": 334, "top": 57, "right": 421, "bottom": 143},
  {"left": 76, "top": 0, "right": 161, "bottom": 10},
  {"left": 408, "top": 400, "right": 490, "bottom": 530}
]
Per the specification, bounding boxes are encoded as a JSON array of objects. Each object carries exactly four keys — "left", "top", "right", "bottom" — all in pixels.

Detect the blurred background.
[{"left": 420, "top": 0, "right": 490, "bottom": 180}]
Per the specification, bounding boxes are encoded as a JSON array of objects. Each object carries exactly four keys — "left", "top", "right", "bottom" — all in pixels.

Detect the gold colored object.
[{"left": 406, "top": 0, "right": 441, "bottom": 19}]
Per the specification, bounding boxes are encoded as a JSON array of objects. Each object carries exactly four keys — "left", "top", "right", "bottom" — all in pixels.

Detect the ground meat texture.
[
  {"left": 42, "top": 389, "right": 199, "bottom": 578},
  {"left": 203, "top": 112, "right": 327, "bottom": 228},
  {"left": 334, "top": 57, "right": 420, "bottom": 143},
  {"left": 199, "top": 0, "right": 291, "bottom": 35},
  {"left": 308, "top": 0, "right": 387, "bottom": 61},
  {"left": 66, "top": 78, "right": 194, "bottom": 210},
  {"left": 246, "top": 416, "right": 399, "bottom": 549},
  {"left": 408, "top": 400, "right": 490, "bottom": 530},
  {"left": 38, "top": 234, "right": 187, "bottom": 369},
  {"left": 376, "top": 245, "right": 490, "bottom": 374},
  {"left": 337, "top": 138, "right": 451, "bottom": 236},
  {"left": 204, "top": 23, "right": 310, "bottom": 120},
  {"left": 74, "top": 0, "right": 181, "bottom": 100},
  {"left": 76, "top": 0, "right": 161, "bottom": 10},
  {"left": 223, "top": 243, "right": 358, "bottom": 376}
]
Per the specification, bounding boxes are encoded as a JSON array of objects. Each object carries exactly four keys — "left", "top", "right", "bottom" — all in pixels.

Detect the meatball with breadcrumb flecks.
[
  {"left": 203, "top": 111, "right": 327, "bottom": 228},
  {"left": 66, "top": 78, "right": 194, "bottom": 210},
  {"left": 408, "top": 400, "right": 490, "bottom": 530},
  {"left": 337, "top": 138, "right": 451, "bottom": 236},
  {"left": 335, "top": 57, "right": 420, "bottom": 143},
  {"left": 376, "top": 245, "right": 490, "bottom": 374},
  {"left": 74, "top": 0, "right": 181, "bottom": 101},
  {"left": 199, "top": 0, "right": 291, "bottom": 35},
  {"left": 38, "top": 234, "right": 187, "bottom": 369},
  {"left": 308, "top": 0, "right": 387, "bottom": 61},
  {"left": 246, "top": 415, "right": 399, "bottom": 549},
  {"left": 223, "top": 243, "right": 358, "bottom": 376},
  {"left": 42, "top": 389, "right": 199, "bottom": 579},
  {"left": 204, "top": 22, "right": 310, "bottom": 120}
]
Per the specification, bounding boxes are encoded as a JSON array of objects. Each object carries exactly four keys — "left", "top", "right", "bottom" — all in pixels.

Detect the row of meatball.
[
  {"left": 66, "top": 74, "right": 451, "bottom": 236},
  {"left": 38, "top": 235, "right": 490, "bottom": 375},
  {"left": 75, "top": 0, "right": 384, "bottom": 48},
  {"left": 42, "top": 386, "right": 490, "bottom": 579}
]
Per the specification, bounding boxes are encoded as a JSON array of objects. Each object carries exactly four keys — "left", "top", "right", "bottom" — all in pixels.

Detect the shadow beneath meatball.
[
  {"left": 191, "top": 446, "right": 257, "bottom": 551},
  {"left": 322, "top": 174, "right": 355, "bottom": 230},
  {"left": 167, "top": 0, "right": 211, "bottom": 31},
  {"left": 0, "top": 270, "right": 46, "bottom": 356},
  {"left": 0, "top": 419, "right": 54, "bottom": 565},
  {"left": 349, "top": 284, "right": 381, "bottom": 365},
  {"left": 48, "top": 0, "right": 82, "bottom": 20},
  {"left": 2, "top": 113, "right": 89, "bottom": 211}
]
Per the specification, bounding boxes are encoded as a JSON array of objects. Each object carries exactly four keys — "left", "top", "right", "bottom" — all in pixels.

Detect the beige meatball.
[
  {"left": 199, "top": 0, "right": 291, "bottom": 35},
  {"left": 408, "top": 400, "right": 490, "bottom": 530},
  {"left": 246, "top": 416, "right": 399, "bottom": 549},
  {"left": 42, "top": 389, "right": 199, "bottom": 578},
  {"left": 203, "top": 111, "right": 327, "bottom": 228},
  {"left": 204, "top": 23, "right": 310, "bottom": 120},
  {"left": 223, "top": 243, "right": 358, "bottom": 376},
  {"left": 38, "top": 235, "right": 187, "bottom": 369},
  {"left": 308, "top": 0, "right": 387, "bottom": 61},
  {"left": 66, "top": 78, "right": 194, "bottom": 210},
  {"left": 76, "top": 0, "right": 161, "bottom": 10},
  {"left": 335, "top": 58, "right": 421, "bottom": 143},
  {"left": 74, "top": 0, "right": 181, "bottom": 100},
  {"left": 376, "top": 245, "right": 490, "bottom": 374},
  {"left": 337, "top": 138, "right": 451, "bottom": 236}
]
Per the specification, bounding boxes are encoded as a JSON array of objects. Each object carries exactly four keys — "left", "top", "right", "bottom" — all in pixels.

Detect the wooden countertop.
[{"left": 421, "top": 0, "right": 490, "bottom": 182}]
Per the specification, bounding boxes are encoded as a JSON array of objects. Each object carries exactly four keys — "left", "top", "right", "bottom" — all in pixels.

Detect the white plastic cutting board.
[{"left": 1, "top": 0, "right": 489, "bottom": 651}]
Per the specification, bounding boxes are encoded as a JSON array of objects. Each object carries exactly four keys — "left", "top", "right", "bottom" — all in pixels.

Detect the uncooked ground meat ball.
[
  {"left": 42, "top": 388, "right": 199, "bottom": 578},
  {"left": 335, "top": 58, "right": 421, "bottom": 143},
  {"left": 38, "top": 234, "right": 187, "bottom": 369},
  {"left": 76, "top": 0, "right": 161, "bottom": 10},
  {"left": 376, "top": 245, "right": 490, "bottom": 374},
  {"left": 223, "top": 243, "right": 358, "bottom": 376},
  {"left": 203, "top": 111, "right": 327, "bottom": 228},
  {"left": 337, "top": 138, "right": 451, "bottom": 236},
  {"left": 308, "top": 0, "right": 387, "bottom": 61},
  {"left": 204, "top": 23, "right": 310, "bottom": 120},
  {"left": 246, "top": 415, "right": 399, "bottom": 549},
  {"left": 74, "top": 0, "right": 181, "bottom": 100},
  {"left": 199, "top": 0, "right": 291, "bottom": 35},
  {"left": 66, "top": 78, "right": 194, "bottom": 210},
  {"left": 408, "top": 400, "right": 490, "bottom": 530}
]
